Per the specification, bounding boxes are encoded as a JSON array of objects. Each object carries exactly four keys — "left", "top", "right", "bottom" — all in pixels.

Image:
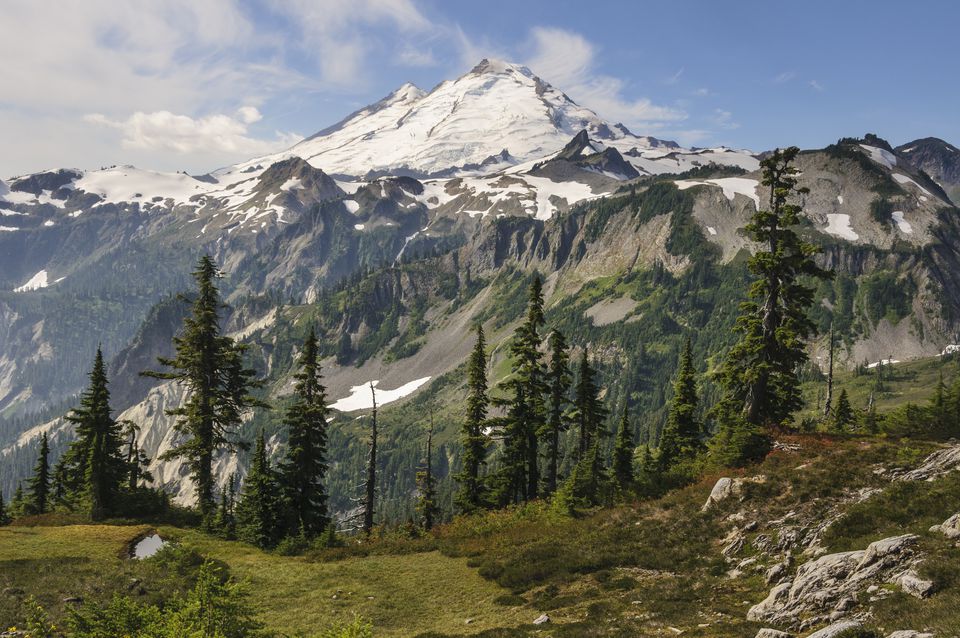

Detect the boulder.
[
  {"left": 806, "top": 621, "right": 861, "bottom": 638},
  {"left": 703, "top": 478, "right": 739, "bottom": 511},
  {"left": 532, "top": 614, "right": 550, "bottom": 625},
  {"left": 747, "top": 535, "right": 922, "bottom": 629},
  {"left": 887, "top": 632, "right": 935, "bottom": 638},
  {"left": 929, "top": 512, "right": 960, "bottom": 539},
  {"left": 894, "top": 570, "right": 934, "bottom": 599},
  {"left": 756, "top": 629, "right": 793, "bottom": 638}
]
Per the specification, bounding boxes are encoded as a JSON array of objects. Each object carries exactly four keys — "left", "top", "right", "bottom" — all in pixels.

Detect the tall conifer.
[
  {"left": 543, "top": 330, "right": 571, "bottom": 495},
  {"left": 455, "top": 325, "right": 489, "bottom": 512},
  {"left": 144, "top": 255, "right": 262, "bottom": 519},
  {"left": 63, "top": 348, "right": 126, "bottom": 519},
  {"left": 574, "top": 353, "right": 607, "bottom": 457},
  {"left": 236, "top": 430, "right": 281, "bottom": 548},
  {"left": 280, "top": 328, "right": 330, "bottom": 538},
  {"left": 416, "top": 412, "right": 439, "bottom": 530},
  {"left": 659, "top": 338, "right": 701, "bottom": 468},
  {"left": 612, "top": 405, "right": 635, "bottom": 491},
  {"left": 713, "top": 147, "right": 831, "bottom": 465},
  {"left": 27, "top": 433, "right": 51, "bottom": 515}
]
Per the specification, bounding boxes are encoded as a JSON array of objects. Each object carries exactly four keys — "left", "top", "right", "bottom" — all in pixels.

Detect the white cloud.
[
  {"left": 84, "top": 108, "right": 301, "bottom": 155},
  {"left": 710, "top": 109, "right": 740, "bottom": 130},
  {"left": 523, "top": 27, "right": 685, "bottom": 130},
  {"left": 267, "top": 0, "right": 433, "bottom": 84},
  {"left": 809, "top": 79, "right": 826, "bottom": 92},
  {"left": 774, "top": 71, "right": 796, "bottom": 84},
  {"left": 396, "top": 44, "right": 438, "bottom": 67}
]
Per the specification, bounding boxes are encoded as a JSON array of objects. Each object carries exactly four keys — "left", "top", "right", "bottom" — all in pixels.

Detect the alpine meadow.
[{"left": 4, "top": 2, "right": 960, "bottom": 637}]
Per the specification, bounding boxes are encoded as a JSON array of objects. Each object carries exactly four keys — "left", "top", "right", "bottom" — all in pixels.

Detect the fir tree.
[
  {"left": 236, "top": 431, "right": 281, "bottom": 549},
  {"left": 658, "top": 338, "right": 701, "bottom": 468},
  {"left": 455, "top": 324, "right": 489, "bottom": 513},
  {"left": 415, "top": 411, "right": 439, "bottom": 530},
  {"left": 0, "top": 492, "right": 9, "bottom": 526},
  {"left": 493, "top": 275, "right": 547, "bottom": 504},
  {"left": 27, "top": 433, "right": 51, "bottom": 515},
  {"left": 543, "top": 330, "right": 571, "bottom": 495},
  {"left": 612, "top": 405, "right": 635, "bottom": 492},
  {"left": 832, "top": 389, "right": 855, "bottom": 433},
  {"left": 63, "top": 348, "right": 127, "bottom": 519},
  {"left": 10, "top": 483, "right": 26, "bottom": 519},
  {"left": 574, "top": 352, "right": 607, "bottom": 458},
  {"left": 280, "top": 328, "right": 330, "bottom": 538},
  {"left": 214, "top": 474, "right": 237, "bottom": 540},
  {"left": 143, "top": 255, "right": 262, "bottom": 519},
  {"left": 714, "top": 147, "right": 831, "bottom": 465},
  {"left": 564, "top": 439, "right": 606, "bottom": 508}
]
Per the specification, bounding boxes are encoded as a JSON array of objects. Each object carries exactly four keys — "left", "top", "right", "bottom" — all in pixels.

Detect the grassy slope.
[
  {"left": 3, "top": 358, "right": 960, "bottom": 635},
  {"left": 3, "top": 435, "right": 960, "bottom": 636}
]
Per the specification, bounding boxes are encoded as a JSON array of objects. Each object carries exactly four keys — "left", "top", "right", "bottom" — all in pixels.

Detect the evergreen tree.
[
  {"left": 658, "top": 338, "right": 701, "bottom": 468},
  {"left": 415, "top": 412, "right": 439, "bottom": 530},
  {"left": 612, "top": 405, "right": 635, "bottom": 492},
  {"left": 0, "top": 492, "right": 9, "bottom": 526},
  {"left": 143, "top": 255, "right": 262, "bottom": 519},
  {"left": 119, "top": 420, "right": 152, "bottom": 492},
  {"left": 236, "top": 431, "right": 281, "bottom": 549},
  {"left": 63, "top": 348, "right": 127, "bottom": 520},
  {"left": 493, "top": 275, "right": 547, "bottom": 504},
  {"left": 832, "top": 389, "right": 855, "bottom": 432},
  {"left": 563, "top": 439, "right": 606, "bottom": 509},
  {"left": 10, "top": 483, "right": 26, "bottom": 519},
  {"left": 27, "top": 433, "right": 51, "bottom": 515},
  {"left": 214, "top": 473, "right": 238, "bottom": 540},
  {"left": 280, "top": 328, "right": 330, "bottom": 538},
  {"left": 713, "top": 147, "right": 831, "bottom": 465},
  {"left": 543, "top": 330, "right": 571, "bottom": 495},
  {"left": 455, "top": 324, "right": 489, "bottom": 513},
  {"left": 574, "top": 352, "right": 607, "bottom": 457}
]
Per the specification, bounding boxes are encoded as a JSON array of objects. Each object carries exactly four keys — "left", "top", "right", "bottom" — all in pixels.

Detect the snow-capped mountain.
[{"left": 226, "top": 58, "right": 757, "bottom": 180}]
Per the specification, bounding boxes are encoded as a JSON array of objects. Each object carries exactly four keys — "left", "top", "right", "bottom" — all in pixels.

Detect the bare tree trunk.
[
  {"left": 823, "top": 323, "right": 835, "bottom": 417},
  {"left": 363, "top": 382, "right": 377, "bottom": 537}
]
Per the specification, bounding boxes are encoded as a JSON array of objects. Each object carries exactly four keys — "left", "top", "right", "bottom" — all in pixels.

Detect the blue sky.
[{"left": 2, "top": 0, "right": 958, "bottom": 177}]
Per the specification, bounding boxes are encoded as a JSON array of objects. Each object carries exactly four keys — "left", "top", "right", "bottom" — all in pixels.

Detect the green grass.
[{"left": 3, "top": 437, "right": 960, "bottom": 636}]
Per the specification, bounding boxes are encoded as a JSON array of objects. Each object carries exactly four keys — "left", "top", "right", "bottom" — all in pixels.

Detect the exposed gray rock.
[
  {"left": 896, "top": 445, "right": 960, "bottom": 482},
  {"left": 756, "top": 630, "right": 793, "bottom": 638},
  {"left": 532, "top": 614, "right": 550, "bottom": 625},
  {"left": 894, "top": 570, "right": 934, "bottom": 598},
  {"left": 929, "top": 512, "right": 960, "bottom": 539},
  {"left": 748, "top": 535, "right": 922, "bottom": 629},
  {"left": 766, "top": 560, "right": 790, "bottom": 585},
  {"left": 703, "top": 477, "right": 739, "bottom": 511},
  {"left": 703, "top": 475, "right": 767, "bottom": 511},
  {"left": 806, "top": 621, "right": 861, "bottom": 638},
  {"left": 886, "top": 631, "right": 935, "bottom": 638}
]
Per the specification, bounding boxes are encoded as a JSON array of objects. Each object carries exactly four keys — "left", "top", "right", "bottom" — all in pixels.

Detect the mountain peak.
[{"left": 469, "top": 58, "right": 532, "bottom": 77}]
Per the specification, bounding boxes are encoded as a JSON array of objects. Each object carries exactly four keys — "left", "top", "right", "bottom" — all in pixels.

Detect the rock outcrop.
[
  {"left": 929, "top": 512, "right": 960, "bottom": 539},
  {"left": 748, "top": 534, "right": 926, "bottom": 630},
  {"left": 895, "top": 444, "right": 960, "bottom": 482}
]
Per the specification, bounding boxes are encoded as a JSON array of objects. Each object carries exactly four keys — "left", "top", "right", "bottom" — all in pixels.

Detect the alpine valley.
[{"left": 4, "top": 56, "right": 960, "bottom": 637}]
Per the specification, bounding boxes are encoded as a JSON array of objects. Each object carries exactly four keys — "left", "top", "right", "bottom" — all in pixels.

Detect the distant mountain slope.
[{"left": 897, "top": 137, "right": 960, "bottom": 205}]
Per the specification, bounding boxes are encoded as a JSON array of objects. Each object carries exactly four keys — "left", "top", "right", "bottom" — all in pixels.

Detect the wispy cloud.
[
  {"left": 84, "top": 108, "right": 302, "bottom": 155},
  {"left": 523, "top": 27, "right": 686, "bottom": 128},
  {"left": 666, "top": 67, "right": 685, "bottom": 85},
  {"left": 774, "top": 71, "right": 796, "bottom": 84},
  {"left": 709, "top": 109, "right": 740, "bottom": 130},
  {"left": 809, "top": 79, "right": 825, "bottom": 92}
]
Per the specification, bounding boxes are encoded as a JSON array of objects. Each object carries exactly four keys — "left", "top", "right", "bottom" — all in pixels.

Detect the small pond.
[{"left": 132, "top": 533, "right": 168, "bottom": 559}]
